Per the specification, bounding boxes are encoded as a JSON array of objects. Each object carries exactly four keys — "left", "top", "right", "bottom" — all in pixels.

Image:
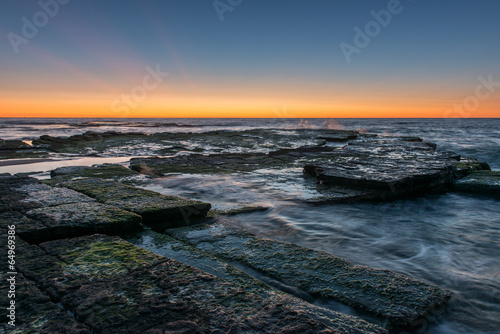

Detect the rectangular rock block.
[
  {"left": 0, "top": 174, "right": 142, "bottom": 243},
  {"left": 13, "top": 234, "right": 387, "bottom": 333},
  {"left": 168, "top": 221, "right": 451, "bottom": 329},
  {"left": 59, "top": 178, "right": 211, "bottom": 230}
]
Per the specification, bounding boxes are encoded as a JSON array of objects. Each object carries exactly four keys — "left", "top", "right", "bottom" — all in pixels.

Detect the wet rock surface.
[
  {"left": 0, "top": 271, "right": 91, "bottom": 333},
  {"left": 32, "top": 131, "right": 148, "bottom": 154},
  {"left": 303, "top": 138, "right": 490, "bottom": 202},
  {"left": 0, "top": 139, "right": 50, "bottom": 160},
  {"left": 130, "top": 152, "right": 287, "bottom": 174},
  {"left": 30, "top": 129, "right": 338, "bottom": 158},
  {"left": 5, "top": 128, "right": 487, "bottom": 333},
  {"left": 55, "top": 178, "right": 211, "bottom": 230},
  {"left": 0, "top": 174, "right": 142, "bottom": 243},
  {"left": 453, "top": 170, "right": 500, "bottom": 196},
  {"left": 50, "top": 164, "right": 140, "bottom": 181},
  {"left": 125, "top": 229, "right": 388, "bottom": 333},
  {"left": 168, "top": 221, "right": 451, "bottom": 328},
  {"left": 9, "top": 234, "right": 387, "bottom": 333}
]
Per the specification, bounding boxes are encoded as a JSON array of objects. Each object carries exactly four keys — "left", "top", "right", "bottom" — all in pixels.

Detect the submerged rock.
[
  {"left": 57, "top": 178, "right": 211, "bottom": 230},
  {"left": 14, "top": 234, "right": 385, "bottom": 333},
  {"left": 453, "top": 171, "right": 500, "bottom": 197},
  {"left": 168, "top": 221, "right": 451, "bottom": 329}
]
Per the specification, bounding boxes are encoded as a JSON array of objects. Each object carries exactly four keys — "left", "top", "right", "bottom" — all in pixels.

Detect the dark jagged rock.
[
  {"left": 14, "top": 234, "right": 385, "bottom": 333},
  {"left": 0, "top": 210, "right": 50, "bottom": 243},
  {"left": 129, "top": 162, "right": 163, "bottom": 177},
  {"left": 208, "top": 205, "right": 270, "bottom": 217},
  {"left": 0, "top": 139, "right": 50, "bottom": 159},
  {"left": 453, "top": 157, "right": 491, "bottom": 179},
  {"left": 317, "top": 130, "right": 358, "bottom": 142},
  {"left": 453, "top": 171, "right": 500, "bottom": 197},
  {"left": 57, "top": 178, "right": 211, "bottom": 230},
  {"left": 269, "top": 145, "right": 336, "bottom": 157},
  {"left": 0, "top": 139, "right": 31, "bottom": 150},
  {"left": 0, "top": 236, "right": 90, "bottom": 333},
  {"left": 33, "top": 131, "right": 147, "bottom": 153},
  {"left": 168, "top": 221, "right": 451, "bottom": 329}
]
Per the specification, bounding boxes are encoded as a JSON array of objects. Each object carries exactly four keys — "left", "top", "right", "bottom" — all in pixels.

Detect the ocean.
[{"left": 1, "top": 118, "right": 499, "bottom": 333}]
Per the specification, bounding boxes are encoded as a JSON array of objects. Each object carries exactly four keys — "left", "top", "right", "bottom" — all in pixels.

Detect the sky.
[{"left": 1, "top": 0, "right": 499, "bottom": 118}]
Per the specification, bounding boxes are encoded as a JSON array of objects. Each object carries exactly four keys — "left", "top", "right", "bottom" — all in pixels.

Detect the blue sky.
[{"left": 1, "top": 0, "right": 499, "bottom": 117}]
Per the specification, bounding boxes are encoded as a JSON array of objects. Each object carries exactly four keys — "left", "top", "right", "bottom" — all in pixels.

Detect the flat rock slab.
[
  {"left": 304, "top": 139, "right": 489, "bottom": 201},
  {"left": 130, "top": 152, "right": 282, "bottom": 174},
  {"left": 14, "top": 234, "right": 381, "bottom": 333},
  {"left": 0, "top": 174, "right": 142, "bottom": 243},
  {"left": 453, "top": 171, "right": 500, "bottom": 196},
  {"left": 0, "top": 236, "right": 90, "bottom": 333},
  {"left": 57, "top": 178, "right": 211, "bottom": 230},
  {"left": 26, "top": 202, "right": 142, "bottom": 241},
  {"left": 0, "top": 271, "right": 91, "bottom": 333},
  {"left": 168, "top": 221, "right": 451, "bottom": 328},
  {"left": 126, "top": 230, "right": 387, "bottom": 333},
  {"left": 50, "top": 163, "right": 139, "bottom": 181}
]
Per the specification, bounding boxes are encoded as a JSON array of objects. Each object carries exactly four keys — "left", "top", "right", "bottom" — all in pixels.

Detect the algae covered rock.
[
  {"left": 0, "top": 210, "right": 50, "bottom": 243},
  {"left": 454, "top": 170, "right": 500, "bottom": 196},
  {"left": 0, "top": 174, "right": 142, "bottom": 243},
  {"left": 26, "top": 202, "right": 142, "bottom": 240},
  {"left": 58, "top": 178, "right": 211, "bottom": 230},
  {"left": 126, "top": 230, "right": 388, "bottom": 333},
  {"left": 14, "top": 234, "right": 379, "bottom": 333},
  {"left": 50, "top": 163, "right": 139, "bottom": 181},
  {"left": 168, "top": 221, "right": 451, "bottom": 328},
  {"left": 0, "top": 271, "right": 90, "bottom": 333}
]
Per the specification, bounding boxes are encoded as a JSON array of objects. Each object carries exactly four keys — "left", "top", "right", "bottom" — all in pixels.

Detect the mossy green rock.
[
  {"left": 26, "top": 202, "right": 142, "bottom": 240},
  {"left": 15, "top": 234, "right": 373, "bottom": 333},
  {"left": 454, "top": 171, "right": 500, "bottom": 196},
  {"left": 58, "top": 178, "right": 211, "bottom": 230},
  {"left": 168, "top": 221, "right": 451, "bottom": 328},
  {"left": 50, "top": 164, "right": 139, "bottom": 181},
  {"left": 0, "top": 174, "right": 142, "bottom": 243},
  {"left": 0, "top": 238, "right": 88, "bottom": 333},
  {"left": 126, "top": 230, "right": 388, "bottom": 333},
  {"left": 0, "top": 271, "right": 90, "bottom": 333},
  {"left": 0, "top": 210, "right": 49, "bottom": 243}
]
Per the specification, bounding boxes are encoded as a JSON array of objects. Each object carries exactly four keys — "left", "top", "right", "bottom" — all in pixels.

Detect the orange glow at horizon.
[{"left": 1, "top": 92, "right": 499, "bottom": 118}]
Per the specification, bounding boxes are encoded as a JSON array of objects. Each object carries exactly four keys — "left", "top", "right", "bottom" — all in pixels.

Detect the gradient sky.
[{"left": 1, "top": 0, "right": 499, "bottom": 118}]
